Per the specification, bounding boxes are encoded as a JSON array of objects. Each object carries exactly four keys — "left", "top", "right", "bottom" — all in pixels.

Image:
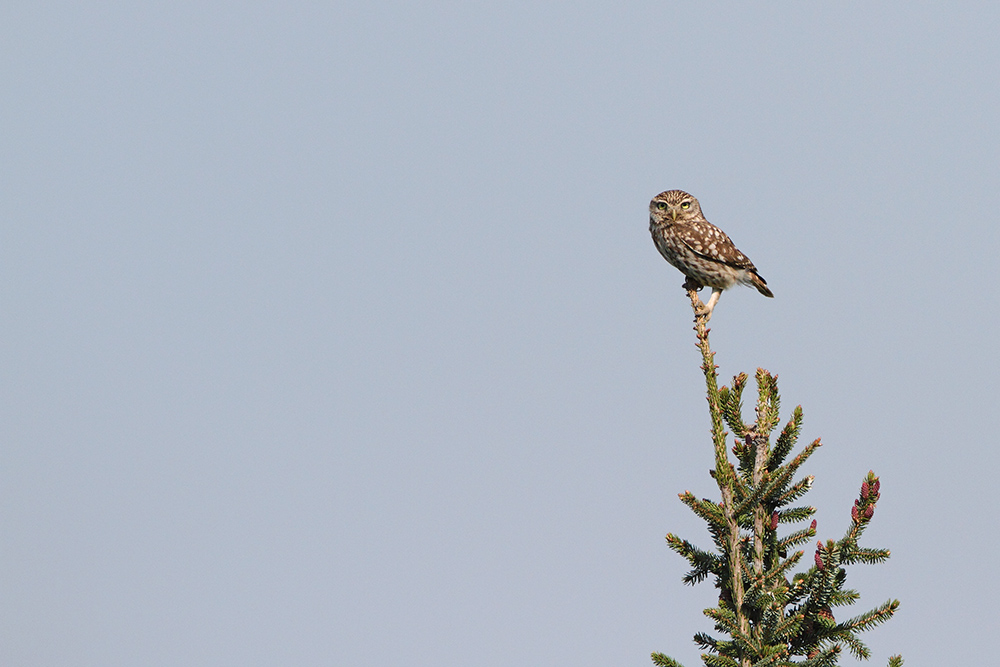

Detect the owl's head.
[{"left": 649, "top": 190, "right": 703, "bottom": 224}]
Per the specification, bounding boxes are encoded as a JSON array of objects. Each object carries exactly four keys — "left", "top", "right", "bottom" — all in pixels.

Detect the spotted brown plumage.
[{"left": 649, "top": 189, "right": 772, "bottom": 319}]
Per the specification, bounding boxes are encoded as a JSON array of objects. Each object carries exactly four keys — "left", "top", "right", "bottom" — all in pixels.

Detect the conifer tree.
[{"left": 652, "top": 287, "right": 901, "bottom": 667}]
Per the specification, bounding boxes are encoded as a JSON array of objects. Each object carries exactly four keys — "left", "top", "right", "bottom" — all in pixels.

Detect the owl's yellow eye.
[
  {"left": 681, "top": 201, "right": 691, "bottom": 209},
  {"left": 656, "top": 202, "right": 667, "bottom": 210}
]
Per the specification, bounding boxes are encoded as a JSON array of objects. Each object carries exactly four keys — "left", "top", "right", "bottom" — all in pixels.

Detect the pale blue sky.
[{"left": 4, "top": 2, "right": 999, "bottom": 665}]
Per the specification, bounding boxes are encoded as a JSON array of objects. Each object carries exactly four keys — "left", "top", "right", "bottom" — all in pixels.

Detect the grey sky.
[{"left": 3, "top": 2, "right": 997, "bottom": 665}]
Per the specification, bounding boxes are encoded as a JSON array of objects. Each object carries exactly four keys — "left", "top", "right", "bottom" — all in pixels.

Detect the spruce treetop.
[{"left": 652, "top": 287, "right": 900, "bottom": 667}]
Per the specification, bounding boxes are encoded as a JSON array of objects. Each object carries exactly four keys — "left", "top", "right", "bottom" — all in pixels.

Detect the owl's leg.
[{"left": 701, "top": 288, "right": 723, "bottom": 321}]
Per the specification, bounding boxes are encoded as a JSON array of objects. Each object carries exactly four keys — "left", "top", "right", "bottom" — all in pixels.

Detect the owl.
[{"left": 649, "top": 190, "right": 772, "bottom": 320}]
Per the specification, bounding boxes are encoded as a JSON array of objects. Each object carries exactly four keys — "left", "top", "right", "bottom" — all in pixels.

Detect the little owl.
[{"left": 649, "top": 190, "right": 773, "bottom": 320}]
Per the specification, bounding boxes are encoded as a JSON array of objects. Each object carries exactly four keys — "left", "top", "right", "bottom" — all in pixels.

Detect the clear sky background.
[{"left": 3, "top": 2, "right": 998, "bottom": 665}]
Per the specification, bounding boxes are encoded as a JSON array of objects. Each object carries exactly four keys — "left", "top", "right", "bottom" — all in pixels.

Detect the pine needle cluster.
[{"left": 652, "top": 292, "right": 900, "bottom": 667}]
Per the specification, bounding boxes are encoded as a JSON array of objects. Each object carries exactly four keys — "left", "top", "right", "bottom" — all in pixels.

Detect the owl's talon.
[{"left": 683, "top": 277, "right": 704, "bottom": 292}]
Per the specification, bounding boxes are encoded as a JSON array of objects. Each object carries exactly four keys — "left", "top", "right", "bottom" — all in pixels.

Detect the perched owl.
[{"left": 649, "top": 190, "right": 772, "bottom": 320}]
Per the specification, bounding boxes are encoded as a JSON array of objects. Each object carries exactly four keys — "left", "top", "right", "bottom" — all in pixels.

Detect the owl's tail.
[{"left": 749, "top": 272, "right": 774, "bottom": 298}]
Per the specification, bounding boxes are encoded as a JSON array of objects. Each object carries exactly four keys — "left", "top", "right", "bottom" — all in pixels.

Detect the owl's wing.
[{"left": 677, "top": 221, "right": 758, "bottom": 271}]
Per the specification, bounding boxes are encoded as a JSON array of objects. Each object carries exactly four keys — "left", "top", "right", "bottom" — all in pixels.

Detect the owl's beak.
[{"left": 670, "top": 209, "right": 678, "bottom": 222}]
